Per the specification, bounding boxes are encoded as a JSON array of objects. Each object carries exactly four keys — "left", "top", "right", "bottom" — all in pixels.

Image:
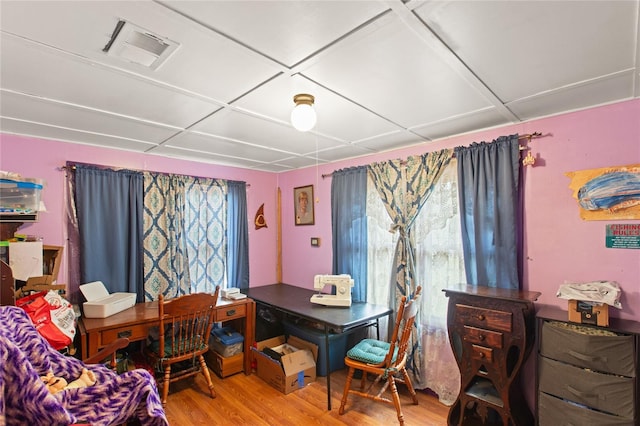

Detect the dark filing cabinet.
[{"left": 536, "top": 307, "right": 640, "bottom": 426}]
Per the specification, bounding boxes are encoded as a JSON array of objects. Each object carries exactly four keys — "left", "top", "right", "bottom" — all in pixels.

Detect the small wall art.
[
  {"left": 254, "top": 203, "right": 267, "bottom": 230},
  {"left": 294, "top": 185, "right": 314, "bottom": 225}
]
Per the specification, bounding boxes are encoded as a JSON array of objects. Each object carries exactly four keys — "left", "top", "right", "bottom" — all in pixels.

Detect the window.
[
  {"left": 365, "top": 161, "right": 463, "bottom": 404},
  {"left": 70, "top": 165, "right": 247, "bottom": 303}
]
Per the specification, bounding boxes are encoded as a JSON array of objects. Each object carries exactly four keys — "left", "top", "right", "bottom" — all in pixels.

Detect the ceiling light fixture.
[{"left": 290, "top": 94, "right": 317, "bottom": 132}]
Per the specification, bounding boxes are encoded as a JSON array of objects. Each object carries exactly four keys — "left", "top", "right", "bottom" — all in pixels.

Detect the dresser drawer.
[
  {"left": 539, "top": 356, "right": 634, "bottom": 419},
  {"left": 541, "top": 321, "right": 635, "bottom": 377},
  {"left": 205, "top": 350, "right": 244, "bottom": 378},
  {"left": 471, "top": 344, "right": 494, "bottom": 363},
  {"left": 456, "top": 304, "right": 512, "bottom": 332},
  {"left": 538, "top": 392, "right": 634, "bottom": 426},
  {"left": 102, "top": 323, "right": 152, "bottom": 343},
  {"left": 463, "top": 325, "right": 503, "bottom": 348},
  {"left": 215, "top": 303, "right": 246, "bottom": 321}
]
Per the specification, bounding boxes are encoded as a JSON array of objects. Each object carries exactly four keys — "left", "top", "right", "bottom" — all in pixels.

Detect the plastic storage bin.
[
  {"left": 283, "top": 320, "right": 349, "bottom": 376},
  {"left": 0, "top": 179, "right": 43, "bottom": 214},
  {"left": 209, "top": 326, "right": 244, "bottom": 357}
]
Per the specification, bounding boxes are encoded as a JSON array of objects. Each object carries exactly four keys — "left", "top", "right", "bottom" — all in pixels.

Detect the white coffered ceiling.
[{"left": 1, "top": 1, "right": 638, "bottom": 172}]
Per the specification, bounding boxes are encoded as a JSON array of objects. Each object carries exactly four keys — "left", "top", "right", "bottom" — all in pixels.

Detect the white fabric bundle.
[{"left": 556, "top": 280, "right": 622, "bottom": 309}]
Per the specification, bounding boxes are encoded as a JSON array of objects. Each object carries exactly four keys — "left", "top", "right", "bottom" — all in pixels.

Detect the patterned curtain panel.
[
  {"left": 184, "top": 178, "right": 227, "bottom": 294},
  {"left": 366, "top": 161, "right": 464, "bottom": 405},
  {"left": 143, "top": 173, "right": 190, "bottom": 300},
  {"left": 368, "top": 150, "right": 453, "bottom": 298},
  {"left": 367, "top": 148, "right": 453, "bottom": 383},
  {"left": 143, "top": 173, "right": 227, "bottom": 300}
]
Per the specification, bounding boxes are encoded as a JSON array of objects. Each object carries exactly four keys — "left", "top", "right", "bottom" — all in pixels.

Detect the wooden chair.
[
  {"left": 84, "top": 336, "right": 130, "bottom": 366},
  {"left": 75, "top": 337, "right": 131, "bottom": 426},
  {"left": 79, "top": 337, "right": 156, "bottom": 426},
  {"left": 339, "top": 286, "right": 422, "bottom": 425},
  {"left": 144, "top": 288, "right": 220, "bottom": 406}
]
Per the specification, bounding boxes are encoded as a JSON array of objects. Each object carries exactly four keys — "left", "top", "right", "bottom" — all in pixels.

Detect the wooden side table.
[{"left": 444, "top": 285, "right": 540, "bottom": 426}]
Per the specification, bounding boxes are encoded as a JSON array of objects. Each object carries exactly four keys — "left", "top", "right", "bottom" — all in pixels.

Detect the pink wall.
[
  {"left": 0, "top": 136, "right": 279, "bottom": 287},
  {"left": 1, "top": 99, "right": 639, "bottom": 322},
  {"left": 280, "top": 99, "right": 640, "bottom": 322}
]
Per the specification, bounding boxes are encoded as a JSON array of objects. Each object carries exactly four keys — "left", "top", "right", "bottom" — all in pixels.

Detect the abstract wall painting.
[{"left": 566, "top": 163, "right": 640, "bottom": 220}]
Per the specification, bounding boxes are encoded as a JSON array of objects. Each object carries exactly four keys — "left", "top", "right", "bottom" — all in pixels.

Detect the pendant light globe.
[{"left": 291, "top": 94, "right": 317, "bottom": 132}]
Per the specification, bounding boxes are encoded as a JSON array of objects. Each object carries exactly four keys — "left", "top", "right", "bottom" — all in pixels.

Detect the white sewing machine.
[{"left": 310, "top": 274, "right": 354, "bottom": 307}]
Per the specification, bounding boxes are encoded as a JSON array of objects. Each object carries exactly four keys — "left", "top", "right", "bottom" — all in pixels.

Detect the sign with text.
[{"left": 606, "top": 224, "right": 640, "bottom": 249}]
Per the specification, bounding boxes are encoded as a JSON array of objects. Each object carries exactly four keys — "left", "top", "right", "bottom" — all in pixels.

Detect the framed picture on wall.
[{"left": 294, "top": 185, "right": 314, "bottom": 226}]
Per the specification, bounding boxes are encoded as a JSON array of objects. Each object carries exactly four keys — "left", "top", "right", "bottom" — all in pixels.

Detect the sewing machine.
[{"left": 310, "top": 274, "right": 354, "bottom": 307}]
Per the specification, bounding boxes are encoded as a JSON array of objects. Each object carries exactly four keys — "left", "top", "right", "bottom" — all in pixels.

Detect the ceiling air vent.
[{"left": 103, "top": 20, "right": 179, "bottom": 70}]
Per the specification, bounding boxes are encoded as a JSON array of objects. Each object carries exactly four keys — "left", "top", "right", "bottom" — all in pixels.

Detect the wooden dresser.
[
  {"left": 444, "top": 285, "right": 540, "bottom": 426},
  {"left": 536, "top": 307, "right": 639, "bottom": 426}
]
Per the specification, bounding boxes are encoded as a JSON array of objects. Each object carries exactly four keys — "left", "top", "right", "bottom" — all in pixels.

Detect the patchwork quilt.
[{"left": 0, "top": 306, "right": 168, "bottom": 426}]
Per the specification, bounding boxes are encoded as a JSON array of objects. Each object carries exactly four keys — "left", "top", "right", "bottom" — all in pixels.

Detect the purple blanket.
[{"left": 0, "top": 306, "right": 168, "bottom": 426}]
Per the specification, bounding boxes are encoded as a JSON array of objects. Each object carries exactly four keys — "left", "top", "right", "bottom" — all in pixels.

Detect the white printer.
[{"left": 79, "top": 281, "right": 136, "bottom": 318}]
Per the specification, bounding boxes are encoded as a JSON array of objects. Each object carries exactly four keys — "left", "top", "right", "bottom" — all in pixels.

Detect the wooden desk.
[
  {"left": 78, "top": 297, "right": 255, "bottom": 375},
  {"left": 245, "top": 283, "right": 393, "bottom": 410}
]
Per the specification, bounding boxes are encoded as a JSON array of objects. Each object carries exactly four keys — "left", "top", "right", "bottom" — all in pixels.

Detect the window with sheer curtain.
[{"left": 366, "top": 160, "right": 463, "bottom": 405}]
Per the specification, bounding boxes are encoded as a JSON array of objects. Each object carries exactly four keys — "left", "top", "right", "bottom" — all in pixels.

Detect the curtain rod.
[
  {"left": 59, "top": 163, "right": 250, "bottom": 187},
  {"left": 321, "top": 131, "right": 542, "bottom": 179},
  {"left": 520, "top": 132, "right": 542, "bottom": 140}
]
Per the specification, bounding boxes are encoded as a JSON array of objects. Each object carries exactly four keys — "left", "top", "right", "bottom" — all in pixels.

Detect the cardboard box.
[
  {"left": 254, "top": 335, "right": 318, "bottom": 394},
  {"left": 568, "top": 300, "right": 609, "bottom": 327},
  {"left": 79, "top": 281, "right": 136, "bottom": 318},
  {"left": 206, "top": 350, "right": 243, "bottom": 378}
]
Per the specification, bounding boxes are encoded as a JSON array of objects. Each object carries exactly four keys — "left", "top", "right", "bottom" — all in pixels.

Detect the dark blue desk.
[{"left": 245, "top": 283, "right": 393, "bottom": 410}]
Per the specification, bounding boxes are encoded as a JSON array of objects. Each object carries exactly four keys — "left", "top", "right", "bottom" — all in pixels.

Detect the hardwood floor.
[{"left": 163, "top": 367, "right": 450, "bottom": 425}]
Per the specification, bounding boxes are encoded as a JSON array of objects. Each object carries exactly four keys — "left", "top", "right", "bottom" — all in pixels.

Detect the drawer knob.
[
  {"left": 226, "top": 309, "right": 236, "bottom": 317},
  {"left": 477, "top": 314, "right": 485, "bottom": 321},
  {"left": 478, "top": 335, "right": 485, "bottom": 341},
  {"left": 117, "top": 330, "right": 132, "bottom": 338},
  {"left": 478, "top": 352, "right": 485, "bottom": 358}
]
